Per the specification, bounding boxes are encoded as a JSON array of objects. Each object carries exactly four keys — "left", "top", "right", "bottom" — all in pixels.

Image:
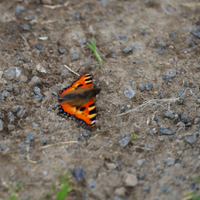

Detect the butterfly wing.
[
  {"left": 74, "top": 99, "right": 97, "bottom": 129},
  {"left": 58, "top": 73, "right": 93, "bottom": 99}
]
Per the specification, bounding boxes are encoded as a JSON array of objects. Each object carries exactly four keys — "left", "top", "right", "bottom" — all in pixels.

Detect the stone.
[
  {"left": 79, "top": 37, "right": 86, "bottom": 44},
  {"left": 193, "top": 30, "right": 200, "bottom": 38},
  {"left": 124, "top": 89, "right": 136, "bottom": 99},
  {"left": 164, "top": 111, "right": 175, "bottom": 119},
  {"left": 33, "top": 86, "right": 41, "bottom": 95},
  {"left": 29, "top": 76, "right": 42, "bottom": 86},
  {"left": 114, "top": 187, "right": 126, "bottom": 197},
  {"left": 8, "top": 112, "right": 15, "bottom": 122},
  {"left": 8, "top": 124, "right": 15, "bottom": 131},
  {"left": 27, "top": 134, "right": 35, "bottom": 143},
  {"left": 72, "top": 166, "right": 84, "bottom": 181},
  {"left": 106, "top": 163, "right": 116, "bottom": 170},
  {"left": 167, "top": 69, "right": 176, "bottom": 77},
  {"left": 159, "top": 128, "right": 174, "bottom": 135},
  {"left": 72, "top": 53, "right": 80, "bottom": 60},
  {"left": 34, "top": 94, "right": 43, "bottom": 101},
  {"left": 88, "top": 179, "right": 97, "bottom": 189},
  {"left": 83, "top": 131, "right": 90, "bottom": 137},
  {"left": 138, "top": 173, "right": 146, "bottom": 180},
  {"left": 197, "top": 99, "right": 200, "bottom": 104},
  {"left": 0, "top": 119, "right": 3, "bottom": 131},
  {"left": 139, "top": 84, "right": 145, "bottom": 91},
  {"left": 123, "top": 46, "right": 134, "bottom": 53},
  {"left": 119, "top": 136, "right": 131, "bottom": 147},
  {"left": 72, "top": 13, "right": 80, "bottom": 20},
  {"left": 124, "top": 173, "right": 138, "bottom": 187},
  {"left": 3, "top": 69, "right": 16, "bottom": 81},
  {"left": 118, "top": 34, "right": 127, "bottom": 40},
  {"left": 41, "top": 0, "right": 52, "bottom": 4},
  {"left": 186, "top": 135, "right": 197, "bottom": 144},
  {"left": 23, "top": 24, "right": 30, "bottom": 31},
  {"left": 145, "top": 83, "right": 153, "bottom": 91},
  {"left": 14, "top": 5, "right": 25, "bottom": 15},
  {"left": 169, "top": 33, "right": 176, "bottom": 39},
  {"left": 164, "top": 157, "right": 175, "bottom": 166},
  {"left": 157, "top": 49, "right": 163, "bottom": 55},
  {"left": 58, "top": 47, "right": 66, "bottom": 54},
  {"left": 36, "top": 44, "right": 42, "bottom": 50},
  {"left": 0, "top": 93, "right": 4, "bottom": 100},
  {"left": 180, "top": 114, "right": 192, "bottom": 124},
  {"left": 13, "top": 87, "right": 20, "bottom": 95}
]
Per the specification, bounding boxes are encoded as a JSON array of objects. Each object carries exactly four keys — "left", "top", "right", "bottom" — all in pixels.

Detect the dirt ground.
[{"left": 0, "top": 0, "right": 200, "bottom": 199}]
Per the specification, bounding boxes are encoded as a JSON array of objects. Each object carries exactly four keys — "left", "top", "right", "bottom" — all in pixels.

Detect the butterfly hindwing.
[{"left": 74, "top": 99, "right": 97, "bottom": 128}]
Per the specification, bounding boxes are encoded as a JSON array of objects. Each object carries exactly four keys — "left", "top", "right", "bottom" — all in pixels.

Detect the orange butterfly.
[{"left": 58, "top": 73, "right": 101, "bottom": 129}]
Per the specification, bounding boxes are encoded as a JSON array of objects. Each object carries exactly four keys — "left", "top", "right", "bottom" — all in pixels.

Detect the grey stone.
[
  {"left": 88, "top": 179, "right": 97, "bottom": 189},
  {"left": 143, "top": 186, "right": 150, "bottom": 191},
  {"left": 58, "top": 47, "right": 66, "bottom": 54},
  {"left": 145, "top": 83, "right": 153, "bottom": 91},
  {"left": 157, "top": 49, "right": 163, "bottom": 55},
  {"left": 124, "top": 89, "right": 136, "bottom": 99},
  {"left": 3, "top": 90, "right": 10, "bottom": 97},
  {"left": 79, "top": 37, "right": 86, "bottom": 44},
  {"left": 164, "top": 111, "right": 175, "bottom": 119},
  {"left": 29, "top": 76, "right": 42, "bottom": 86},
  {"left": 72, "top": 13, "right": 80, "bottom": 20},
  {"left": 193, "top": 30, "right": 200, "bottom": 38},
  {"left": 178, "top": 90, "right": 185, "bottom": 99},
  {"left": 124, "top": 173, "right": 138, "bottom": 187},
  {"left": 19, "top": 144, "right": 27, "bottom": 151},
  {"left": 155, "top": 165, "right": 162, "bottom": 171},
  {"left": 0, "top": 93, "right": 4, "bottom": 100},
  {"left": 7, "top": 86, "right": 13, "bottom": 91},
  {"left": 123, "top": 46, "right": 134, "bottom": 53},
  {"left": 72, "top": 53, "right": 80, "bottom": 60},
  {"left": 141, "top": 29, "right": 146, "bottom": 35},
  {"left": 0, "top": 145, "right": 6, "bottom": 150},
  {"left": 118, "top": 34, "right": 127, "bottom": 40},
  {"left": 8, "top": 124, "right": 15, "bottom": 131},
  {"left": 186, "top": 123, "right": 192, "bottom": 127},
  {"left": 160, "top": 185, "right": 168, "bottom": 192},
  {"left": 72, "top": 166, "right": 84, "bottom": 181},
  {"left": 17, "top": 107, "right": 26, "bottom": 118},
  {"left": 105, "top": 163, "right": 116, "bottom": 170},
  {"left": 34, "top": 94, "right": 43, "bottom": 101},
  {"left": 146, "top": 132, "right": 154, "bottom": 136},
  {"left": 169, "top": 33, "right": 176, "bottom": 39},
  {"left": 186, "top": 135, "right": 197, "bottom": 144},
  {"left": 139, "top": 84, "right": 145, "bottom": 91},
  {"left": 197, "top": 99, "right": 200, "bottom": 104},
  {"left": 180, "top": 114, "right": 192, "bottom": 124},
  {"left": 0, "top": 119, "right": 3, "bottom": 131},
  {"left": 14, "top": 5, "right": 25, "bottom": 15},
  {"left": 119, "top": 136, "right": 131, "bottom": 147},
  {"left": 23, "top": 24, "right": 30, "bottom": 31},
  {"left": 3, "top": 69, "right": 16, "bottom": 81},
  {"left": 8, "top": 112, "right": 15, "bottom": 122},
  {"left": 33, "top": 86, "right": 41, "bottom": 95},
  {"left": 36, "top": 44, "right": 42, "bottom": 50},
  {"left": 83, "top": 131, "right": 90, "bottom": 137},
  {"left": 31, "top": 122, "right": 38, "bottom": 128},
  {"left": 138, "top": 173, "right": 146, "bottom": 180},
  {"left": 159, "top": 128, "right": 174, "bottom": 135},
  {"left": 193, "top": 132, "right": 199, "bottom": 137},
  {"left": 194, "top": 118, "right": 200, "bottom": 125},
  {"left": 164, "top": 157, "right": 175, "bottom": 166},
  {"left": 27, "top": 134, "right": 35, "bottom": 142},
  {"left": 114, "top": 187, "right": 126, "bottom": 197},
  {"left": 167, "top": 69, "right": 176, "bottom": 77},
  {"left": 13, "top": 87, "right": 20, "bottom": 95}
]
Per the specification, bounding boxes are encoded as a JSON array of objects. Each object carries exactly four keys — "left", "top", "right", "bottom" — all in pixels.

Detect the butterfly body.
[{"left": 58, "top": 73, "right": 100, "bottom": 129}]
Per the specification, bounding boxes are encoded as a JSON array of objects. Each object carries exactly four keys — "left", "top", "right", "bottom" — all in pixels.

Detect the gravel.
[
  {"left": 73, "top": 13, "right": 80, "bottom": 20},
  {"left": 159, "top": 128, "right": 174, "bottom": 135},
  {"left": 123, "top": 46, "right": 134, "bottom": 53},
  {"left": 118, "top": 34, "right": 127, "bottom": 40},
  {"left": 169, "top": 33, "right": 176, "bottom": 39},
  {"left": 157, "top": 49, "right": 163, "bottom": 55},
  {"left": 14, "top": 5, "right": 25, "bottom": 15},
  {"left": 72, "top": 166, "right": 84, "bottom": 181},
  {"left": 58, "top": 47, "right": 66, "bottom": 54},
  {"left": 83, "top": 131, "right": 90, "bottom": 137},
  {"left": 0, "top": 93, "right": 4, "bottom": 100},
  {"left": 119, "top": 136, "right": 131, "bottom": 147},
  {"left": 167, "top": 69, "right": 176, "bottom": 77},
  {"left": 145, "top": 83, "right": 153, "bottom": 91},
  {"left": 33, "top": 86, "right": 41, "bottom": 95},
  {"left": 88, "top": 179, "right": 97, "bottom": 189},
  {"left": 0, "top": 119, "right": 3, "bottom": 131},
  {"left": 124, "top": 173, "right": 138, "bottom": 187},
  {"left": 139, "top": 84, "right": 145, "bottom": 91},
  {"left": 36, "top": 44, "right": 42, "bottom": 50},
  {"left": 26, "top": 134, "right": 35, "bottom": 143},
  {"left": 8, "top": 112, "right": 15, "bottom": 122},
  {"left": 124, "top": 89, "right": 136, "bottom": 99},
  {"left": 23, "top": 24, "right": 30, "bottom": 31},
  {"left": 3, "top": 69, "right": 16, "bottom": 81},
  {"left": 72, "top": 53, "right": 80, "bottom": 60},
  {"left": 164, "top": 111, "right": 175, "bottom": 119},
  {"left": 164, "top": 157, "right": 175, "bottom": 166},
  {"left": 186, "top": 135, "right": 197, "bottom": 144},
  {"left": 193, "top": 30, "right": 200, "bottom": 38}
]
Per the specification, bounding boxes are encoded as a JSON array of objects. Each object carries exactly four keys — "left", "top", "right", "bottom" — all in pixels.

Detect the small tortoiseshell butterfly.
[{"left": 58, "top": 73, "right": 101, "bottom": 129}]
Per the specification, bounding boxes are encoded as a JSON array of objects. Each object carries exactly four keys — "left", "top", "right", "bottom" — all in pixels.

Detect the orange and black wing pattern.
[{"left": 58, "top": 73, "right": 99, "bottom": 129}]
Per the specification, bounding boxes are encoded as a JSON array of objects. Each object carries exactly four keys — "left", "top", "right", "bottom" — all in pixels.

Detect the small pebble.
[
  {"left": 73, "top": 13, "right": 80, "bottom": 20},
  {"left": 124, "top": 89, "right": 136, "bottom": 99},
  {"left": 169, "top": 33, "right": 176, "bottom": 39},
  {"left": 146, "top": 132, "right": 154, "bottom": 136},
  {"left": 58, "top": 47, "right": 66, "bottom": 54},
  {"left": 23, "top": 24, "right": 30, "bottom": 31},
  {"left": 124, "top": 173, "right": 138, "bottom": 187},
  {"left": 79, "top": 37, "right": 86, "bottom": 44},
  {"left": 0, "top": 119, "right": 3, "bottom": 131},
  {"left": 159, "top": 128, "right": 174, "bottom": 135},
  {"left": 114, "top": 187, "right": 126, "bottom": 197},
  {"left": 141, "top": 29, "right": 146, "bottom": 35},
  {"left": 3, "top": 69, "right": 16, "bottom": 81},
  {"left": 145, "top": 83, "right": 153, "bottom": 91},
  {"left": 7, "top": 86, "right": 13, "bottom": 91},
  {"left": 83, "top": 131, "right": 90, "bottom": 137},
  {"left": 118, "top": 34, "right": 127, "bottom": 40},
  {"left": 8, "top": 112, "right": 15, "bottom": 122},
  {"left": 139, "top": 84, "right": 145, "bottom": 91},
  {"left": 164, "top": 157, "right": 175, "bottom": 166},
  {"left": 164, "top": 111, "right": 175, "bottom": 119},
  {"left": 157, "top": 49, "right": 163, "bottom": 55},
  {"left": 33, "top": 86, "right": 41, "bottom": 95},
  {"left": 72, "top": 166, "right": 84, "bottom": 181},
  {"left": 36, "top": 44, "right": 42, "bottom": 50},
  {"left": 27, "top": 134, "right": 35, "bottom": 143},
  {"left": 0, "top": 93, "right": 4, "bottom": 100},
  {"left": 14, "top": 5, "right": 25, "bottom": 15},
  {"left": 138, "top": 173, "right": 146, "bottom": 180},
  {"left": 13, "top": 87, "right": 20, "bottom": 95},
  {"left": 8, "top": 124, "right": 15, "bottom": 131},
  {"left": 143, "top": 186, "right": 150, "bottom": 191},
  {"left": 34, "top": 94, "right": 43, "bottom": 101},
  {"left": 193, "top": 30, "right": 200, "bottom": 38},
  {"left": 3, "top": 90, "right": 10, "bottom": 97},
  {"left": 167, "top": 69, "right": 176, "bottom": 77},
  {"left": 88, "top": 179, "right": 97, "bottom": 189},
  {"left": 29, "top": 76, "right": 42, "bottom": 86},
  {"left": 186, "top": 135, "right": 197, "bottom": 144},
  {"left": 119, "top": 136, "right": 131, "bottom": 147},
  {"left": 123, "top": 46, "right": 134, "bottom": 53},
  {"left": 72, "top": 53, "right": 80, "bottom": 60},
  {"left": 197, "top": 99, "right": 200, "bottom": 104}
]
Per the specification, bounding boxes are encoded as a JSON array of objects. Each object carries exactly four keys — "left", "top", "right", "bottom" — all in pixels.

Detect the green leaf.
[
  {"left": 131, "top": 134, "right": 136, "bottom": 139},
  {"left": 16, "top": 183, "right": 22, "bottom": 191},
  {"left": 188, "top": 192, "right": 200, "bottom": 200},
  {"left": 53, "top": 166, "right": 57, "bottom": 171}
]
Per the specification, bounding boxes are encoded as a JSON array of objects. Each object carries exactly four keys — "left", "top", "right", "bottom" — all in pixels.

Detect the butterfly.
[{"left": 58, "top": 73, "right": 101, "bottom": 129}]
